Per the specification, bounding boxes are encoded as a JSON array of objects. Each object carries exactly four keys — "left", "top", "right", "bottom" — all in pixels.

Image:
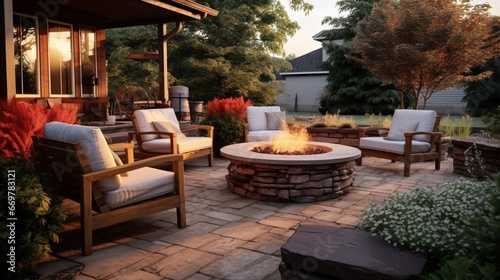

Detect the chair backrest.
[
  {"left": 133, "top": 108, "right": 179, "bottom": 142},
  {"left": 43, "top": 122, "right": 121, "bottom": 191},
  {"left": 246, "top": 106, "right": 283, "bottom": 131},
  {"left": 388, "top": 109, "right": 437, "bottom": 142}
]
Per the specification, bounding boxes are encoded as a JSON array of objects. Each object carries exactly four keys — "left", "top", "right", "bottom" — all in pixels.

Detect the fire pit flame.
[{"left": 252, "top": 125, "right": 327, "bottom": 155}]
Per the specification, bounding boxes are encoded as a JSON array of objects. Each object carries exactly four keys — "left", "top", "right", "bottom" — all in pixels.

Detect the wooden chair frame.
[
  {"left": 356, "top": 116, "right": 442, "bottom": 177},
  {"left": 130, "top": 114, "right": 214, "bottom": 166},
  {"left": 32, "top": 136, "right": 186, "bottom": 256}
]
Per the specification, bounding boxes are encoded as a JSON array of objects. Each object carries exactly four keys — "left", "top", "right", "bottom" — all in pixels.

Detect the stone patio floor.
[{"left": 36, "top": 156, "right": 462, "bottom": 280}]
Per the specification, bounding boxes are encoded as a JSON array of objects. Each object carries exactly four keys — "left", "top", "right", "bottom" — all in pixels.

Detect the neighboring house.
[
  {"left": 278, "top": 31, "right": 466, "bottom": 114},
  {"left": 277, "top": 32, "right": 329, "bottom": 112},
  {"left": 1, "top": 0, "right": 218, "bottom": 111}
]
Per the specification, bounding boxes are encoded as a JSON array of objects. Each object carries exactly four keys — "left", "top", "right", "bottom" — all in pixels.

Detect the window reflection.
[
  {"left": 49, "top": 22, "right": 74, "bottom": 95},
  {"left": 80, "top": 26, "right": 97, "bottom": 97},
  {"left": 14, "top": 14, "right": 39, "bottom": 95}
]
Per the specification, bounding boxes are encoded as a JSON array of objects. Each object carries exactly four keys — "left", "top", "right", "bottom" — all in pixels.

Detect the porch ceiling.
[{"left": 16, "top": 0, "right": 218, "bottom": 28}]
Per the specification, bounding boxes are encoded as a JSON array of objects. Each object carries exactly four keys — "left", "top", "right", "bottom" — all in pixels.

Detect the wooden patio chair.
[
  {"left": 32, "top": 122, "right": 186, "bottom": 256},
  {"left": 130, "top": 108, "right": 214, "bottom": 166},
  {"left": 356, "top": 109, "right": 442, "bottom": 177}
]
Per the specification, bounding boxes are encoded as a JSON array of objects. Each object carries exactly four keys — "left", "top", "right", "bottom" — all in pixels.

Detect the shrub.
[
  {"left": 481, "top": 106, "right": 500, "bottom": 139},
  {"left": 201, "top": 97, "right": 253, "bottom": 156},
  {"left": 359, "top": 178, "right": 498, "bottom": 260},
  {"left": 0, "top": 98, "right": 77, "bottom": 158},
  {"left": 205, "top": 96, "right": 253, "bottom": 121},
  {"left": 1, "top": 156, "right": 65, "bottom": 279}
]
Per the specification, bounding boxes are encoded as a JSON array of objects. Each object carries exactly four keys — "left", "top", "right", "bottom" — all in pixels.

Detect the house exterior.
[
  {"left": 1, "top": 0, "right": 217, "bottom": 111},
  {"left": 278, "top": 31, "right": 466, "bottom": 114}
]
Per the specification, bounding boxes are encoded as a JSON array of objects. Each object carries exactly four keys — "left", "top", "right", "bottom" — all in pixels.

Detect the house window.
[
  {"left": 48, "top": 21, "right": 74, "bottom": 96},
  {"left": 14, "top": 14, "right": 39, "bottom": 96},
  {"left": 80, "top": 26, "right": 97, "bottom": 97}
]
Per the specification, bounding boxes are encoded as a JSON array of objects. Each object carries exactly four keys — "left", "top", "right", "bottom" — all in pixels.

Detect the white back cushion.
[
  {"left": 44, "top": 122, "right": 121, "bottom": 192},
  {"left": 389, "top": 109, "right": 437, "bottom": 142},
  {"left": 247, "top": 106, "right": 281, "bottom": 131},
  {"left": 134, "top": 108, "right": 179, "bottom": 142}
]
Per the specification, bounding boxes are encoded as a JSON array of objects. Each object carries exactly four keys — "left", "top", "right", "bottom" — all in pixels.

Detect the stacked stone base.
[
  {"left": 452, "top": 137, "right": 500, "bottom": 178},
  {"left": 226, "top": 159, "right": 356, "bottom": 202}
]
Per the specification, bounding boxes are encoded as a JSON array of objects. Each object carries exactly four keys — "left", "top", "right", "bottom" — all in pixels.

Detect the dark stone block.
[{"left": 280, "top": 225, "right": 427, "bottom": 280}]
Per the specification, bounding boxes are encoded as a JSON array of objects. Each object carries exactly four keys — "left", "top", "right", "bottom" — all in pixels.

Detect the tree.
[
  {"left": 463, "top": 57, "right": 500, "bottom": 116},
  {"left": 321, "top": 0, "right": 403, "bottom": 115},
  {"left": 106, "top": 26, "right": 163, "bottom": 100},
  {"left": 352, "top": 0, "right": 500, "bottom": 109},
  {"left": 167, "top": 0, "right": 312, "bottom": 104}
]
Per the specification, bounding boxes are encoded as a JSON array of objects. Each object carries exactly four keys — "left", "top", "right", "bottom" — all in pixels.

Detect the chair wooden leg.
[
  {"left": 208, "top": 153, "right": 214, "bottom": 167},
  {"left": 404, "top": 161, "right": 410, "bottom": 177},
  {"left": 177, "top": 205, "right": 186, "bottom": 228},
  {"left": 435, "top": 159, "right": 440, "bottom": 171},
  {"left": 356, "top": 157, "right": 362, "bottom": 166}
]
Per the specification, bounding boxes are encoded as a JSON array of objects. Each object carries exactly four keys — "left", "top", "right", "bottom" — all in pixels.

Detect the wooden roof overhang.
[
  {"left": 14, "top": 0, "right": 218, "bottom": 28},
  {"left": 2, "top": 0, "right": 218, "bottom": 100}
]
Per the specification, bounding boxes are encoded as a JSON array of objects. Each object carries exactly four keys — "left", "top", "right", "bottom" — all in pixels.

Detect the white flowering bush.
[{"left": 359, "top": 178, "right": 497, "bottom": 260}]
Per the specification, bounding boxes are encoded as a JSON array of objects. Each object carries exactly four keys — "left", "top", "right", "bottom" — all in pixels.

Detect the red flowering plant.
[
  {"left": 202, "top": 97, "right": 253, "bottom": 156},
  {"left": 205, "top": 96, "right": 253, "bottom": 121},
  {"left": 0, "top": 97, "right": 76, "bottom": 277},
  {"left": 0, "top": 97, "right": 77, "bottom": 159}
]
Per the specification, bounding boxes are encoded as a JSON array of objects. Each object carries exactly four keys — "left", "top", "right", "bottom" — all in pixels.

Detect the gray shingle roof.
[{"left": 288, "top": 48, "right": 323, "bottom": 72}]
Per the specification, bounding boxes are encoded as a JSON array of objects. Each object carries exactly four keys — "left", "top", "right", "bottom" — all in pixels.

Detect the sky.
[{"left": 283, "top": 0, "right": 500, "bottom": 57}]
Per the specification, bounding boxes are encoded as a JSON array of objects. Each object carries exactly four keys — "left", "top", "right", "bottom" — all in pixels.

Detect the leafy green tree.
[
  {"left": 106, "top": 26, "right": 163, "bottom": 100},
  {"left": 321, "top": 0, "right": 403, "bottom": 115},
  {"left": 167, "top": 0, "right": 312, "bottom": 104},
  {"left": 352, "top": 0, "right": 500, "bottom": 109}
]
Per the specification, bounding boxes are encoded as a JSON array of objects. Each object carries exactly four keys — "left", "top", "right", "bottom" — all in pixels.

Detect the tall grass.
[{"left": 439, "top": 115, "right": 472, "bottom": 138}]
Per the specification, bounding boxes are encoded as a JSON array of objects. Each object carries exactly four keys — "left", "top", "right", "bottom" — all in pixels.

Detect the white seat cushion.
[
  {"left": 389, "top": 109, "right": 436, "bottom": 142},
  {"left": 246, "top": 106, "right": 281, "bottom": 131},
  {"left": 102, "top": 167, "right": 175, "bottom": 209},
  {"left": 247, "top": 130, "right": 289, "bottom": 142},
  {"left": 360, "top": 137, "right": 431, "bottom": 155},
  {"left": 44, "top": 122, "right": 121, "bottom": 192},
  {"left": 134, "top": 108, "right": 179, "bottom": 142},
  {"left": 141, "top": 137, "right": 212, "bottom": 154}
]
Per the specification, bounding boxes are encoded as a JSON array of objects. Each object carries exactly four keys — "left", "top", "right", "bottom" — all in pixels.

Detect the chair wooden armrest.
[
  {"left": 180, "top": 125, "right": 214, "bottom": 138},
  {"left": 358, "top": 127, "right": 389, "bottom": 138}
]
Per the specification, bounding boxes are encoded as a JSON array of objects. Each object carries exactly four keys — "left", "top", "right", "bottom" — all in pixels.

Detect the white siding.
[
  {"left": 277, "top": 74, "right": 328, "bottom": 112},
  {"left": 419, "top": 89, "right": 466, "bottom": 115}
]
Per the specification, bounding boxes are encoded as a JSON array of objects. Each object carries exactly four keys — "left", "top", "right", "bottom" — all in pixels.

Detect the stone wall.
[
  {"left": 452, "top": 137, "right": 500, "bottom": 177},
  {"left": 226, "top": 159, "right": 356, "bottom": 203}
]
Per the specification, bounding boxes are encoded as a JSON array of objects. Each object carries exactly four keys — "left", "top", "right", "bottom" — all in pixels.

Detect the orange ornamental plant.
[
  {"left": 0, "top": 97, "right": 78, "bottom": 158},
  {"left": 205, "top": 96, "right": 253, "bottom": 121}
]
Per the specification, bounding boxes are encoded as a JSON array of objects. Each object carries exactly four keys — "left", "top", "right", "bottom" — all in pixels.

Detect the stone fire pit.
[{"left": 220, "top": 142, "right": 361, "bottom": 202}]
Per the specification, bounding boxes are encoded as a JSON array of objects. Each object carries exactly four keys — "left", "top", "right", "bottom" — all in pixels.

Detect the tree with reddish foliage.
[
  {"left": 0, "top": 98, "right": 77, "bottom": 158},
  {"left": 352, "top": 0, "right": 500, "bottom": 109}
]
